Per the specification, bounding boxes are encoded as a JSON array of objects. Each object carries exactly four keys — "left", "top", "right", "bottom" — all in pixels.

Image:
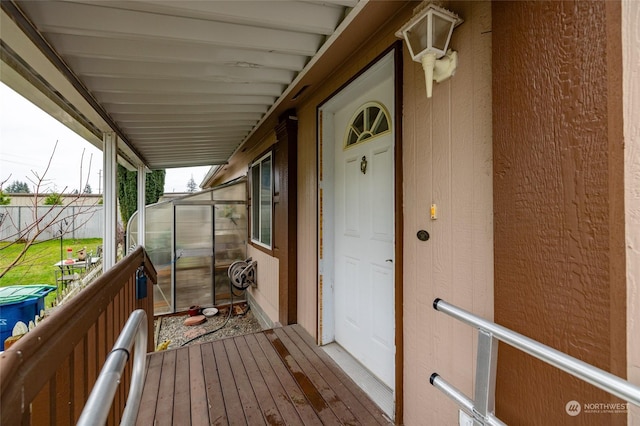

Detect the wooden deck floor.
[{"left": 136, "top": 325, "right": 393, "bottom": 425}]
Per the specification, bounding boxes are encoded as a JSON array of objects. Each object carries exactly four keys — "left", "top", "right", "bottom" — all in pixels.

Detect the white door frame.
[{"left": 317, "top": 50, "right": 396, "bottom": 346}]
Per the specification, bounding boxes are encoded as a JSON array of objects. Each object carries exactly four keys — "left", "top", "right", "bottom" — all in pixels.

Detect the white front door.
[{"left": 332, "top": 73, "right": 395, "bottom": 388}]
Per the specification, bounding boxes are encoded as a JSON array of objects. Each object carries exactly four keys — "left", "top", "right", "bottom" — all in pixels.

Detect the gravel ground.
[{"left": 155, "top": 302, "right": 263, "bottom": 350}]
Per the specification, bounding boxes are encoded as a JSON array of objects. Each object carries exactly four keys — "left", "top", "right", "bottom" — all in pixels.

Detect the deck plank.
[
  {"left": 201, "top": 342, "right": 228, "bottom": 426},
  {"left": 223, "top": 338, "right": 266, "bottom": 425},
  {"left": 173, "top": 347, "right": 192, "bottom": 423},
  {"left": 139, "top": 326, "right": 393, "bottom": 425},
  {"left": 155, "top": 349, "right": 177, "bottom": 426},
  {"left": 272, "top": 327, "right": 360, "bottom": 425},
  {"left": 136, "top": 351, "right": 163, "bottom": 425},
  {"left": 263, "top": 329, "right": 341, "bottom": 426},
  {"left": 188, "top": 345, "right": 210, "bottom": 426},
  {"left": 255, "top": 332, "right": 328, "bottom": 426},
  {"left": 289, "top": 324, "right": 392, "bottom": 425},
  {"left": 212, "top": 339, "right": 246, "bottom": 425},
  {"left": 243, "top": 334, "right": 305, "bottom": 426},
  {"left": 234, "top": 335, "right": 287, "bottom": 426}
]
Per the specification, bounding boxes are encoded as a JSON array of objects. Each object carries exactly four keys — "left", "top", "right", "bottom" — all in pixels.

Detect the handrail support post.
[
  {"left": 474, "top": 329, "right": 498, "bottom": 425},
  {"left": 432, "top": 297, "right": 640, "bottom": 423}
]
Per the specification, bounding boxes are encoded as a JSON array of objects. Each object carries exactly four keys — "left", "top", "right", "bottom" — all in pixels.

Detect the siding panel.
[
  {"left": 493, "top": 2, "right": 625, "bottom": 424},
  {"left": 206, "top": 2, "right": 494, "bottom": 423},
  {"left": 402, "top": 2, "right": 493, "bottom": 424},
  {"left": 248, "top": 246, "right": 279, "bottom": 325}
]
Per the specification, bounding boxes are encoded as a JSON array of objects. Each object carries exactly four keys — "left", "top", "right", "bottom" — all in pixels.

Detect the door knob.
[{"left": 385, "top": 259, "right": 393, "bottom": 263}]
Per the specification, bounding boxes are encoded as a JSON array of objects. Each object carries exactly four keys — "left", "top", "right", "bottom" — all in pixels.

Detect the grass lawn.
[{"left": 0, "top": 238, "right": 102, "bottom": 307}]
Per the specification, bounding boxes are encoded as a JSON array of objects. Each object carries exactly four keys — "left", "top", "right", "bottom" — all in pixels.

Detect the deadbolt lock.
[{"left": 417, "top": 230, "right": 430, "bottom": 241}]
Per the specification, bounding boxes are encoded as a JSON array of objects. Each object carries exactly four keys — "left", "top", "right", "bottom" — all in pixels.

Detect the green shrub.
[
  {"left": 0, "top": 190, "right": 10, "bottom": 205},
  {"left": 44, "top": 193, "right": 63, "bottom": 205}
]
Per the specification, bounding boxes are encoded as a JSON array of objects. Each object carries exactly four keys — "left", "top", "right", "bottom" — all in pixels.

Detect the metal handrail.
[
  {"left": 431, "top": 298, "right": 640, "bottom": 425},
  {"left": 77, "top": 309, "right": 148, "bottom": 426}
]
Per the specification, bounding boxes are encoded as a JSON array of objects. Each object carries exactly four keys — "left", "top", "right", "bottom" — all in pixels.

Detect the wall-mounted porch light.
[{"left": 396, "top": 2, "right": 463, "bottom": 98}]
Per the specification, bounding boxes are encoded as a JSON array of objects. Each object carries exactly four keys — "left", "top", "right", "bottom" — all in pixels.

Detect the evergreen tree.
[
  {"left": 117, "top": 165, "right": 165, "bottom": 229},
  {"left": 187, "top": 175, "right": 197, "bottom": 192},
  {"left": 6, "top": 180, "right": 30, "bottom": 193}
]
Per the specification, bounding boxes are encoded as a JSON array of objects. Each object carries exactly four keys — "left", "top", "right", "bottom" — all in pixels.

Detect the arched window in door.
[{"left": 344, "top": 102, "right": 391, "bottom": 149}]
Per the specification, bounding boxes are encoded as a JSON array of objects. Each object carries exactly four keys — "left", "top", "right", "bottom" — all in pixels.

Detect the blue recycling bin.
[{"left": 0, "top": 285, "right": 56, "bottom": 344}]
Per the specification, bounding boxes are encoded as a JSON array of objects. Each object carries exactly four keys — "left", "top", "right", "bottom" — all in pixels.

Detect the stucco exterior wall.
[
  {"left": 493, "top": 2, "right": 626, "bottom": 424},
  {"left": 624, "top": 1, "right": 640, "bottom": 424}
]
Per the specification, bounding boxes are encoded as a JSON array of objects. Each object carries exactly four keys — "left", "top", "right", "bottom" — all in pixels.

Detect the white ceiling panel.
[
  {"left": 111, "top": 112, "right": 265, "bottom": 123},
  {"left": 81, "top": 77, "right": 285, "bottom": 96},
  {"left": 134, "top": 136, "right": 249, "bottom": 143},
  {"left": 46, "top": 34, "right": 309, "bottom": 71},
  {"left": 94, "top": 93, "right": 277, "bottom": 106},
  {"left": 3, "top": 0, "right": 361, "bottom": 169},
  {"left": 103, "top": 103, "right": 268, "bottom": 115},
  {"left": 66, "top": 58, "right": 297, "bottom": 85},
  {"left": 69, "top": 1, "right": 345, "bottom": 35},
  {"left": 19, "top": 2, "right": 324, "bottom": 55},
  {"left": 124, "top": 127, "right": 253, "bottom": 136},
  {"left": 120, "top": 120, "right": 258, "bottom": 129}
]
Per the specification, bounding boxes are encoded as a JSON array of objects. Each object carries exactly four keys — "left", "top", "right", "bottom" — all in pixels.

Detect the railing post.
[
  {"left": 103, "top": 132, "right": 118, "bottom": 270},
  {"left": 137, "top": 164, "right": 146, "bottom": 248},
  {"left": 474, "top": 329, "right": 498, "bottom": 425}
]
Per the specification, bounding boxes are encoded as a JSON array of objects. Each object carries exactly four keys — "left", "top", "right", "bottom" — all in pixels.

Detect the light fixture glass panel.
[
  {"left": 405, "top": 17, "right": 429, "bottom": 59},
  {"left": 432, "top": 14, "right": 453, "bottom": 52}
]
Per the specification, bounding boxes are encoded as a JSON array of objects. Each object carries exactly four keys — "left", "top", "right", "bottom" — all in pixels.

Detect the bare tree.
[{"left": 0, "top": 141, "right": 100, "bottom": 279}]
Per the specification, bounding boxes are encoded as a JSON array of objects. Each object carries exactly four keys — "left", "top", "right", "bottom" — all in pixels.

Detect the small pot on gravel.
[{"left": 188, "top": 305, "right": 202, "bottom": 316}]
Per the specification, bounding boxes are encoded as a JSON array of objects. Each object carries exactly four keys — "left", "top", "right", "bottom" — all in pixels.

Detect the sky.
[{"left": 0, "top": 83, "right": 211, "bottom": 194}]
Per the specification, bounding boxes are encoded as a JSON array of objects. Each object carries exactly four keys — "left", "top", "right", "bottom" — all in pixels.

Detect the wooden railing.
[{"left": 0, "top": 247, "right": 156, "bottom": 425}]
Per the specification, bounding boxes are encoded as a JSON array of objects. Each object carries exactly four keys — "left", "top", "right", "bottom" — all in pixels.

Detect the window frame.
[{"left": 249, "top": 150, "right": 274, "bottom": 251}]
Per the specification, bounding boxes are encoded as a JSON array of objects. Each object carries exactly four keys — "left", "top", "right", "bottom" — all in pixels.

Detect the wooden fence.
[{"left": 0, "top": 247, "right": 156, "bottom": 425}]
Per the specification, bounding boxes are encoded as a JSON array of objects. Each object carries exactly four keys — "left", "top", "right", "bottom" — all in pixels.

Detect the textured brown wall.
[{"left": 492, "top": 2, "right": 626, "bottom": 425}]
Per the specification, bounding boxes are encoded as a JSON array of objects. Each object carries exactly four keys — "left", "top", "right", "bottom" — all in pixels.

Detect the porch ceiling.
[{"left": 0, "top": 0, "right": 361, "bottom": 169}]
